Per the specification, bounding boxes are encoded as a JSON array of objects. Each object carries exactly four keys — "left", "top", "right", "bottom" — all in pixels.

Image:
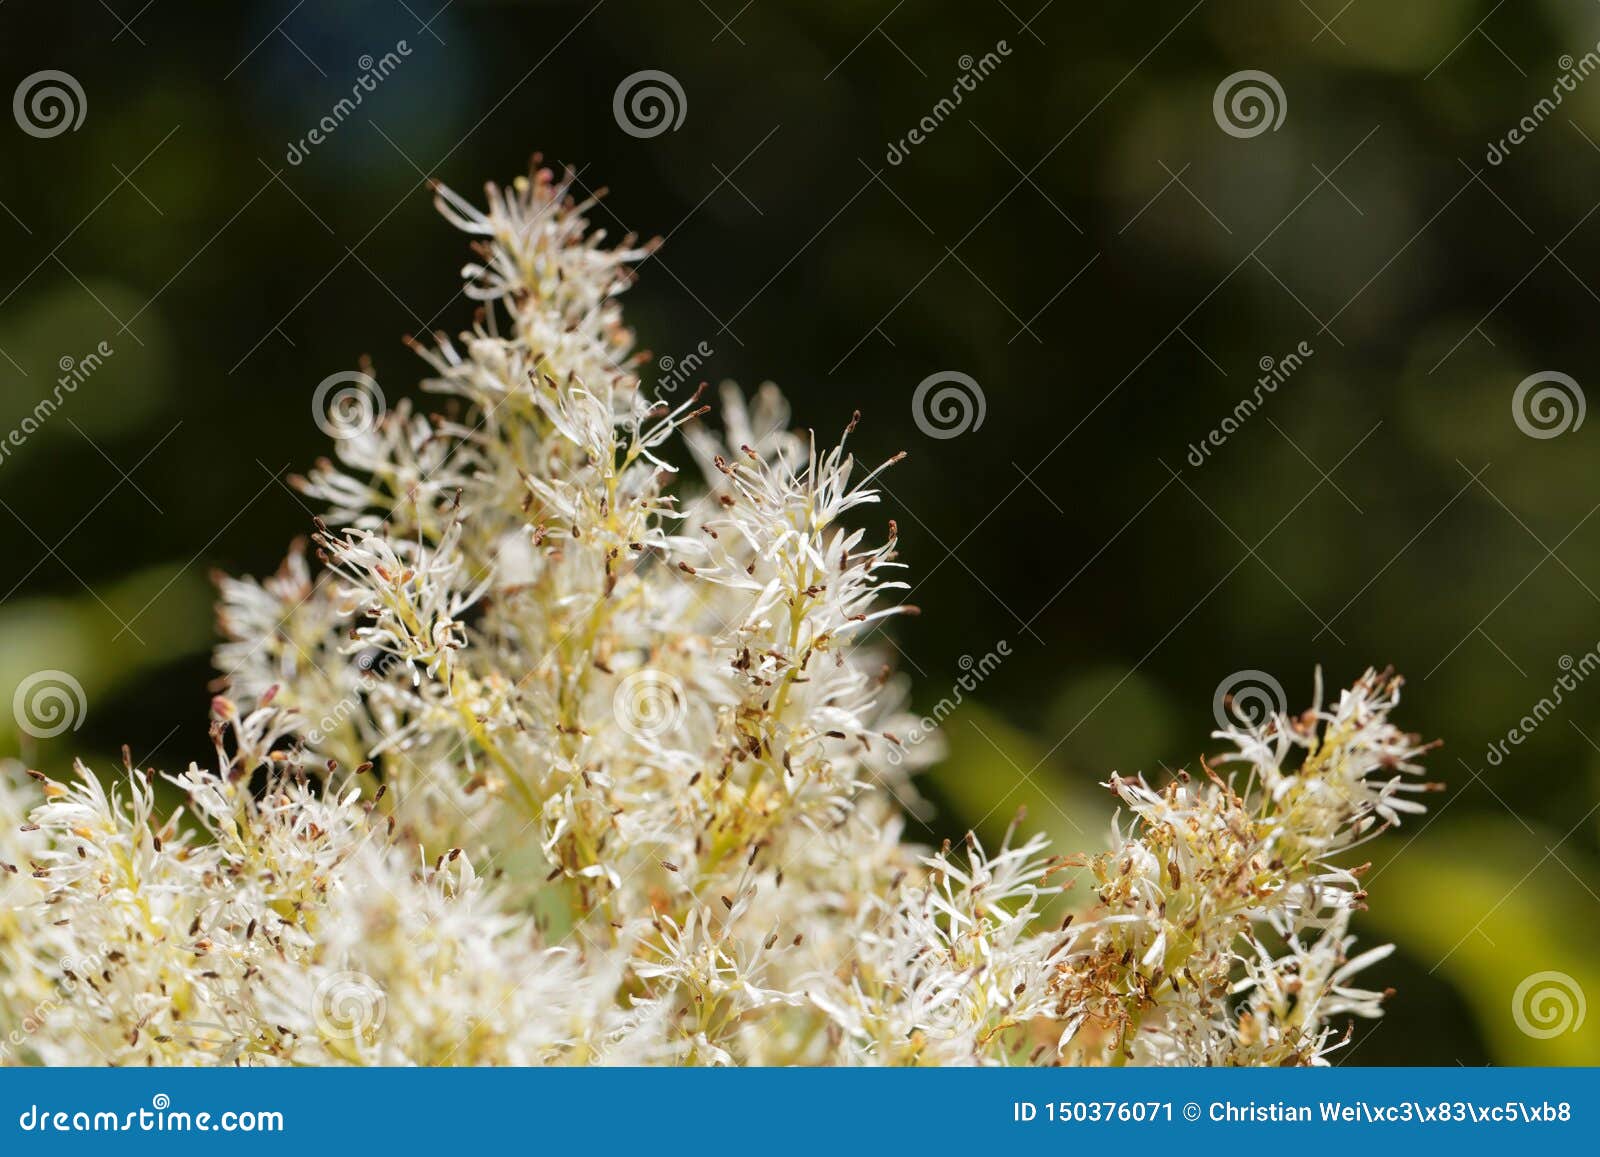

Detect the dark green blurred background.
[{"left": 3, "top": 0, "right": 1600, "bottom": 1064}]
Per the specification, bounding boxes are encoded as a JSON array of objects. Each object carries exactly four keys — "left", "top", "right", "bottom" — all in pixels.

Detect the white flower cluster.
[{"left": 0, "top": 163, "right": 1436, "bottom": 1066}]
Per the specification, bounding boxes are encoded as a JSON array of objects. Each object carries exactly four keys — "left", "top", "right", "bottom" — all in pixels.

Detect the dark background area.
[{"left": 3, "top": 0, "right": 1599, "bottom": 1064}]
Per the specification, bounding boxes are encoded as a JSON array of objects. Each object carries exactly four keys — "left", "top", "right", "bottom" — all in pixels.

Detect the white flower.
[{"left": 0, "top": 159, "right": 1434, "bottom": 1067}]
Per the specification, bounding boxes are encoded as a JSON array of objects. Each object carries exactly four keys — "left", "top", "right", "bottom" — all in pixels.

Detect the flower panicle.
[{"left": 0, "top": 160, "right": 1433, "bottom": 1068}]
